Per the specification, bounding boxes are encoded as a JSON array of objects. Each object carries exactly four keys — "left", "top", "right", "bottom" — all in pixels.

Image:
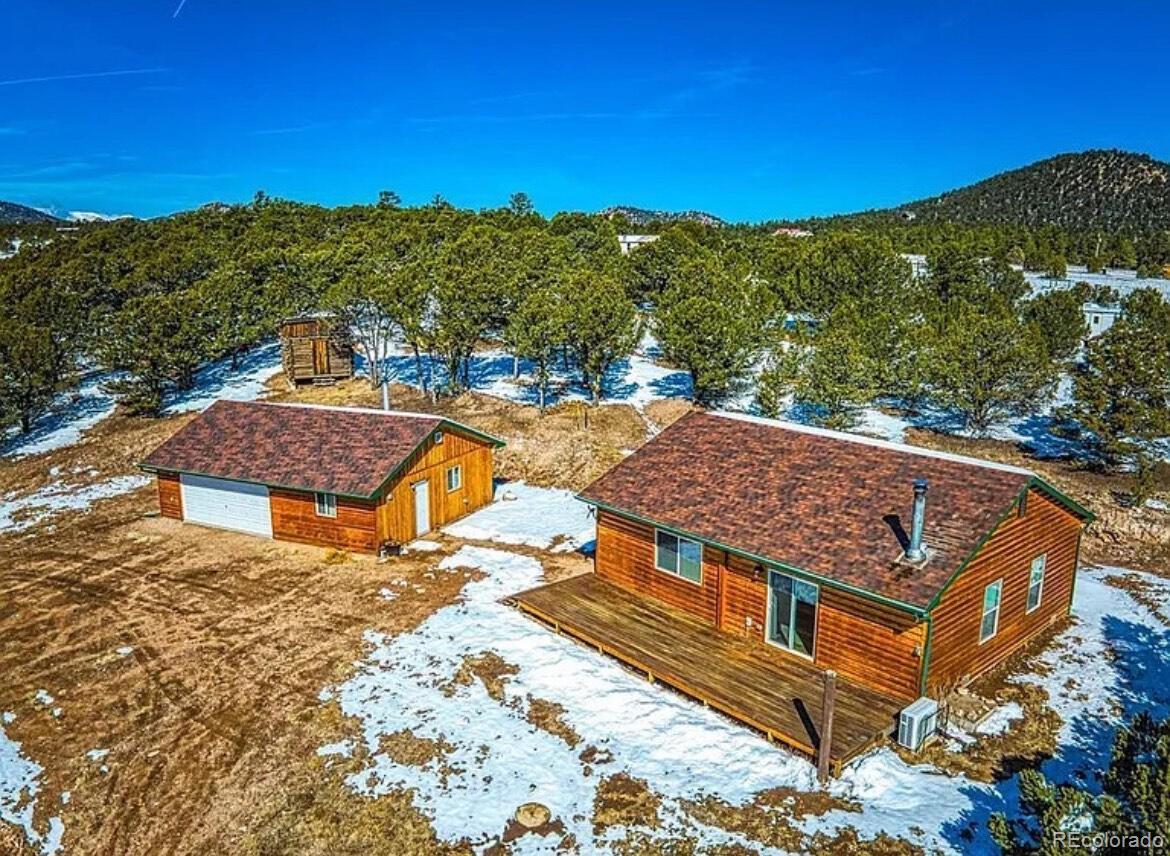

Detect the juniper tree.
[
  {"left": 929, "top": 302, "right": 1056, "bottom": 434},
  {"left": 655, "top": 256, "right": 768, "bottom": 406},
  {"left": 562, "top": 268, "right": 638, "bottom": 404}
]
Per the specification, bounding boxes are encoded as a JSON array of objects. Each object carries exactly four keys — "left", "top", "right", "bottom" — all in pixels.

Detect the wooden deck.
[{"left": 510, "top": 573, "right": 903, "bottom": 770}]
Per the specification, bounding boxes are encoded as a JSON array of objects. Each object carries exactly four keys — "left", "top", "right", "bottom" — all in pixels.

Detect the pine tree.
[
  {"left": 507, "top": 285, "right": 568, "bottom": 412},
  {"left": 1021, "top": 290, "right": 1089, "bottom": 362}
]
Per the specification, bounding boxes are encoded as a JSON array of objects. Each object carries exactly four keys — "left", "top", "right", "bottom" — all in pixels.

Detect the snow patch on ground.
[
  {"left": 0, "top": 475, "right": 150, "bottom": 534},
  {"left": 404, "top": 539, "right": 443, "bottom": 553},
  {"left": 443, "top": 483, "right": 594, "bottom": 552},
  {"left": 325, "top": 545, "right": 813, "bottom": 852},
  {"left": 0, "top": 723, "right": 64, "bottom": 854},
  {"left": 2, "top": 373, "right": 119, "bottom": 459},
  {"left": 163, "top": 341, "right": 283, "bottom": 414},
  {"left": 975, "top": 702, "right": 1025, "bottom": 736}
]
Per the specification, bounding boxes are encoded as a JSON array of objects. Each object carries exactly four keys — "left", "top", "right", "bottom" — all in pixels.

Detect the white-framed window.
[
  {"left": 446, "top": 465, "right": 462, "bottom": 492},
  {"left": 654, "top": 529, "right": 702, "bottom": 584},
  {"left": 979, "top": 579, "right": 1003, "bottom": 643},
  {"left": 1027, "top": 554, "right": 1046, "bottom": 613},
  {"left": 434, "top": 430, "right": 444, "bottom": 445},
  {"left": 766, "top": 570, "right": 819, "bottom": 659},
  {"left": 315, "top": 492, "right": 337, "bottom": 518}
]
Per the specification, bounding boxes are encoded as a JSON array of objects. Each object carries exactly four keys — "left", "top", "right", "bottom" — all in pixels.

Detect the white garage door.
[{"left": 179, "top": 474, "right": 273, "bottom": 538}]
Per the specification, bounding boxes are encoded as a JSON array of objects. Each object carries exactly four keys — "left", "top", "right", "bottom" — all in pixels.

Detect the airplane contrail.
[
  {"left": 0, "top": 68, "right": 167, "bottom": 87},
  {"left": 173, "top": 0, "right": 188, "bottom": 18}
]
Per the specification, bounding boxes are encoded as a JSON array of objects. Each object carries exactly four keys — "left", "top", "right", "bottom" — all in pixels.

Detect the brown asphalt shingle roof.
[
  {"left": 142, "top": 401, "right": 467, "bottom": 498},
  {"left": 578, "top": 411, "right": 1044, "bottom": 609}
]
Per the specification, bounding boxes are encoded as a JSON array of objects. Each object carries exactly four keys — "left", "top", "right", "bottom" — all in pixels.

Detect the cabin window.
[
  {"left": 654, "top": 529, "right": 702, "bottom": 584},
  {"left": 446, "top": 465, "right": 462, "bottom": 492},
  {"left": 979, "top": 580, "right": 1003, "bottom": 643},
  {"left": 766, "top": 571, "right": 818, "bottom": 658},
  {"left": 1027, "top": 554, "right": 1046, "bottom": 613},
  {"left": 434, "top": 430, "right": 444, "bottom": 445},
  {"left": 315, "top": 492, "right": 337, "bottom": 518}
]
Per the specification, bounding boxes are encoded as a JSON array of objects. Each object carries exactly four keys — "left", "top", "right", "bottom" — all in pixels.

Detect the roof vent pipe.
[{"left": 906, "top": 479, "right": 928, "bottom": 562}]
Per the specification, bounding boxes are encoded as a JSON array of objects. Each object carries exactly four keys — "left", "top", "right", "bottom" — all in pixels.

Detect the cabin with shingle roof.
[
  {"left": 514, "top": 410, "right": 1093, "bottom": 769},
  {"left": 140, "top": 401, "right": 503, "bottom": 552}
]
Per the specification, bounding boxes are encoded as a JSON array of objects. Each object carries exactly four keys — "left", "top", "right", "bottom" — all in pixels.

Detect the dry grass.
[
  {"left": 592, "top": 772, "right": 662, "bottom": 834},
  {"left": 679, "top": 787, "right": 860, "bottom": 853},
  {"left": 443, "top": 652, "right": 519, "bottom": 702},
  {"left": 524, "top": 696, "right": 581, "bottom": 748},
  {"left": 272, "top": 380, "right": 652, "bottom": 491},
  {"left": 1104, "top": 571, "right": 1170, "bottom": 624}
]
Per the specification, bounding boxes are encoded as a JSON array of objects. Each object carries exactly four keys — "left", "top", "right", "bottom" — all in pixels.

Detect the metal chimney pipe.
[
  {"left": 906, "top": 479, "right": 928, "bottom": 561},
  {"left": 381, "top": 379, "right": 390, "bottom": 411}
]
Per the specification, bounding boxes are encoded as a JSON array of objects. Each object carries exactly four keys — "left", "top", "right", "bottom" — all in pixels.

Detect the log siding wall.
[
  {"left": 270, "top": 489, "right": 378, "bottom": 552},
  {"left": 925, "top": 488, "right": 1082, "bottom": 693},
  {"left": 376, "top": 430, "right": 495, "bottom": 544},
  {"left": 595, "top": 510, "right": 926, "bottom": 701}
]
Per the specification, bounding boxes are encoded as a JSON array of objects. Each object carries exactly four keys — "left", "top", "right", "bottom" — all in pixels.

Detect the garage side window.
[
  {"left": 654, "top": 529, "right": 702, "bottom": 584},
  {"left": 446, "top": 465, "right": 462, "bottom": 492},
  {"left": 315, "top": 492, "right": 337, "bottom": 518}
]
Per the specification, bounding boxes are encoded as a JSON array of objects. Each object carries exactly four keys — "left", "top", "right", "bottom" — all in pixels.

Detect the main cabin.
[
  {"left": 515, "top": 410, "right": 1093, "bottom": 766},
  {"left": 141, "top": 401, "right": 503, "bottom": 552}
]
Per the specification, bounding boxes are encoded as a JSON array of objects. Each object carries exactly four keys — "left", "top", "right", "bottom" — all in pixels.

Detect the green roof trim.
[
  {"left": 579, "top": 496, "right": 930, "bottom": 618},
  {"left": 1027, "top": 475, "right": 1095, "bottom": 523}
]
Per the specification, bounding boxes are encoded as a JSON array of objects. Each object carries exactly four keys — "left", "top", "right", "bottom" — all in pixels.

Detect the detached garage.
[{"left": 142, "top": 400, "right": 503, "bottom": 552}]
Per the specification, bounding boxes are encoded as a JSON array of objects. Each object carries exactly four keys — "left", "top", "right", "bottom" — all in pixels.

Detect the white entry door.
[
  {"left": 179, "top": 473, "right": 273, "bottom": 538},
  {"left": 412, "top": 479, "right": 431, "bottom": 536}
]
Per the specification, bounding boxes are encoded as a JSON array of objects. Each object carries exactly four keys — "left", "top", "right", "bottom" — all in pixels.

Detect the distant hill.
[
  {"left": 601, "top": 205, "right": 726, "bottom": 228},
  {"left": 0, "top": 201, "right": 62, "bottom": 224},
  {"left": 880, "top": 150, "right": 1170, "bottom": 233}
]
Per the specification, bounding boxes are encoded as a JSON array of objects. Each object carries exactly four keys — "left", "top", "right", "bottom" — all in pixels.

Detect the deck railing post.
[{"left": 817, "top": 669, "right": 837, "bottom": 783}]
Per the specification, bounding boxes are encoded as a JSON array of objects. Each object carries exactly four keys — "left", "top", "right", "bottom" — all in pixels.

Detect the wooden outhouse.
[{"left": 280, "top": 315, "right": 354, "bottom": 385}]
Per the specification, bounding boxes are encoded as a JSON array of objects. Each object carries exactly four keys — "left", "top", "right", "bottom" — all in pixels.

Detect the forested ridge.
[
  {"left": 813, "top": 149, "right": 1170, "bottom": 239},
  {"left": 1, "top": 189, "right": 1168, "bottom": 497}
]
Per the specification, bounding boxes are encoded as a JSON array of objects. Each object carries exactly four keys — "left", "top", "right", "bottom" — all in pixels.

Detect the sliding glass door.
[{"left": 767, "top": 571, "right": 819, "bottom": 658}]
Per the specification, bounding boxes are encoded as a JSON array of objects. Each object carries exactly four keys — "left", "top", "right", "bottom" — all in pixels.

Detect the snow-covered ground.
[
  {"left": 443, "top": 482, "right": 595, "bottom": 552},
  {"left": 0, "top": 474, "right": 150, "bottom": 534},
  {"left": 0, "top": 719, "right": 63, "bottom": 855},
  {"left": 321, "top": 489, "right": 1170, "bottom": 854},
  {"left": 1, "top": 373, "right": 120, "bottom": 459},
  {"left": 1026, "top": 264, "right": 1170, "bottom": 300},
  {"left": 162, "top": 341, "right": 283, "bottom": 415},
  {"left": 369, "top": 328, "right": 693, "bottom": 413}
]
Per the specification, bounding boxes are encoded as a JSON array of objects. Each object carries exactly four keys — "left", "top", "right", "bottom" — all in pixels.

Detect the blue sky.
[{"left": 2, "top": 2, "right": 1168, "bottom": 222}]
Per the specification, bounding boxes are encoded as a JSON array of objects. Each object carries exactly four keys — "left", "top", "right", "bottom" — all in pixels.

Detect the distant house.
[
  {"left": 772, "top": 226, "right": 814, "bottom": 238},
  {"left": 1083, "top": 302, "right": 1123, "bottom": 338},
  {"left": 141, "top": 401, "right": 503, "bottom": 551},
  {"left": 280, "top": 315, "right": 354, "bottom": 385},
  {"left": 515, "top": 412, "right": 1092, "bottom": 766},
  {"left": 617, "top": 234, "right": 660, "bottom": 255}
]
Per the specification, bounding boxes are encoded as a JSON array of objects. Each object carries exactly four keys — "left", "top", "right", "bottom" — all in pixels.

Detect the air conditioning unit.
[{"left": 897, "top": 697, "right": 940, "bottom": 752}]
